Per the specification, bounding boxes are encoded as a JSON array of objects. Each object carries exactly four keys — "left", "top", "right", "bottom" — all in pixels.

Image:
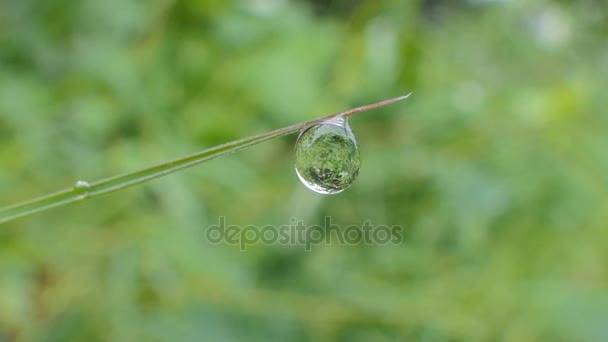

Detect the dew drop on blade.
[
  {"left": 294, "top": 116, "right": 361, "bottom": 195},
  {"left": 73, "top": 180, "right": 91, "bottom": 199}
]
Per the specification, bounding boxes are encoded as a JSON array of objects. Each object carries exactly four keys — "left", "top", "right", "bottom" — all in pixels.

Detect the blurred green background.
[{"left": 1, "top": 0, "right": 607, "bottom": 340}]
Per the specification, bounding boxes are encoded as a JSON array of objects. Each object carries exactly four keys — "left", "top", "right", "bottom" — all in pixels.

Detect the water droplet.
[
  {"left": 295, "top": 116, "right": 361, "bottom": 195},
  {"left": 73, "top": 180, "right": 91, "bottom": 199}
]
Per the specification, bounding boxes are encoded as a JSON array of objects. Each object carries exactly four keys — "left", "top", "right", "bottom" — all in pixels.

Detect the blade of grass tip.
[{"left": 0, "top": 94, "right": 411, "bottom": 224}]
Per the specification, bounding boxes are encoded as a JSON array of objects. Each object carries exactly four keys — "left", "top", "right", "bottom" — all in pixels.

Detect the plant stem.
[{"left": 0, "top": 94, "right": 410, "bottom": 224}]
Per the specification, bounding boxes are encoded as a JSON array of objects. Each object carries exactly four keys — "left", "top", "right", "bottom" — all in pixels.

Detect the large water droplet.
[
  {"left": 73, "top": 180, "right": 91, "bottom": 199},
  {"left": 295, "top": 116, "right": 361, "bottom": 195}
]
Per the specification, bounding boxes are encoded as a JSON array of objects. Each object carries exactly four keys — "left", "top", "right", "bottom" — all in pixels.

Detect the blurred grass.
[{"left": 1, "top": 0, "right": 608, "bottom": 340}]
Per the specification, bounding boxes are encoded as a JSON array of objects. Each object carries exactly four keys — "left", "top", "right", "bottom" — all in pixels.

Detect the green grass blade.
[{"left": 0, "top": 94, "right": 410, "bottom": 224}]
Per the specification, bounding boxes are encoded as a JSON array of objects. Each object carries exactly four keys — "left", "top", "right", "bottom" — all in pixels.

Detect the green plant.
[{"left": 0, "top": 94, "right": 410, "bottom": 224}]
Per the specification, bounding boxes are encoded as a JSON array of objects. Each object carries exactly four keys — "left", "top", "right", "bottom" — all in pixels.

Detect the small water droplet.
[
  {"left": 73, "top": 180, "right": 91, "bottom": 199},
  {"left": 295, "top": 116, "right": 361, "bottom": 195}
]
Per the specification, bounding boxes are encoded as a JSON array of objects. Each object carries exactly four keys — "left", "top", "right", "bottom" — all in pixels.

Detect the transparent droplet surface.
[
  {"left": 73, "top": 180, "right": 91, "bottom": 199},
  {"left": 295, "top": 116, "right": 361, "bottom": 195}
]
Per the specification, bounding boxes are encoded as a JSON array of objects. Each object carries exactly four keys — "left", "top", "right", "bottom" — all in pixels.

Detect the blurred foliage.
[{"left": 1, "top": 0, "right": 608, "bottom": 340}]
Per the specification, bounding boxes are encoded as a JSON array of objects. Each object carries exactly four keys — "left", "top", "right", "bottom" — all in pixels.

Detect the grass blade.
[{"left": 0, "top": 94, "right": 410, "bottom": 224}]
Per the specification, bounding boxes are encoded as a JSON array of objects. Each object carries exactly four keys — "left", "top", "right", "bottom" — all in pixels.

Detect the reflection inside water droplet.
[
  {"left": 294, "top": 116, "right": 361, "bottom": 195},
  {"left": 73, "top": 180, "right": 91, "bottom": 199}
]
